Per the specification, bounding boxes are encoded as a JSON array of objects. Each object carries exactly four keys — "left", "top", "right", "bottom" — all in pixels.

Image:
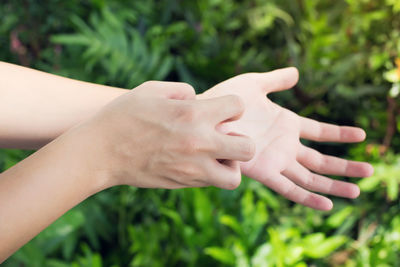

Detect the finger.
[
  {"left": 198, "top": 95, "right": 245, "bottom": 123},
  {"left": 136, "top": 81, "right": 196, "bottom": 100},
  {"left": 254, "top": 67, "right": 299, "bottom": 94},
  {"left": 257, "top": 172, "right": 333, "bottom": 210},
  {"left": 298, "top": 145, "right": 374, "bottom": 177},
  {"left": 283, "top": 162, "right": 360, "bottom": 198},
  {"left": 300, "top": 117, "right": 366, "bottom": 143},
  {"left": 206, "top": 160, "right": 242, "bottom": 190},
  {"left": 212, "top": 133, "right": 256, "bottom": 162}
]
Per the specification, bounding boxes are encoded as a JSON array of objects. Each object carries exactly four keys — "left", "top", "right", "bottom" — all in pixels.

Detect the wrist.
[{"left": 57, "top": 120, "right": 115, "bottom": 195}]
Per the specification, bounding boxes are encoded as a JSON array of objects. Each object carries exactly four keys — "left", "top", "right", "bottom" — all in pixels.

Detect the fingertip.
[
  {"left": 308, "top": 194, "right": 333, "bottom": 211},
  {"left": 320, "top": 198, "right": 334, "bottom": 211},
  {"left": 281, "top": 66, "right": 299, "bottom": 89},
  {"left": 343, "top": 127, "right": 366, "bottom": 142},
  {"left": 358, "top": 128, "right": 367, "bottom": 141},
  {"left": 364, "top": 163, "right": 374, "bottom": 177},
  {"left": 348, "top": 127, "right": 367, "bottom": 142},
  {"left": 262, "top": 67, "right": 300, "bottom": 94},
  {"left": 348, "top": 184, "right": 360, "bottom": 199},
  {"left": 347, "top": 161, "right": 375, "bottom": 178},
  {"left": 224, "top": 162, "right": 242, "bottom": 190},
  {"left": 287, "top": 66, "right": 299, "bottom": 84},
  {"left": 238, "top": 135, "right": 256, "bottom": 162},
  {"left": 211, "top": 160, "right": 242, "bottom": 190},
  {"left": 223, "top": 175, "right": 242, "bottom": 190}
]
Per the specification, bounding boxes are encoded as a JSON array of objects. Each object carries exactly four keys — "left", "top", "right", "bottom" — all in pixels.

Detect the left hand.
[{"left": 199, "top": 67, "right": 373, "bottom": 210}]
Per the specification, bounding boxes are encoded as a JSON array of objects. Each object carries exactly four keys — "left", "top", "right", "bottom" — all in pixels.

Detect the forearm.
[
  {"left": 0, "top": 62, "right": 128, "bottom": 149},
  {"left": 0, "top": 123, "right": 109, "bottom": 262}
]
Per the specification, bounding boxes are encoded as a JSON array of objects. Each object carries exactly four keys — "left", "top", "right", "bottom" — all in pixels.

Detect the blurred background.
[{"left": 1, "top": 0, "right": 400, "bottom": 266}]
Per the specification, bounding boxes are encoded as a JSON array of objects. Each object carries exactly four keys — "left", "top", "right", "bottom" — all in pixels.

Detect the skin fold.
[{"left": 0, "top": 62, "right": 373, "bottom": 261}]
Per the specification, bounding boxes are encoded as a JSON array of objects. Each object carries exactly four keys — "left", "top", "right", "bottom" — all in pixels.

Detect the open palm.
[{"left": 200, "top": 67, "right": 373, "bottom": 210}]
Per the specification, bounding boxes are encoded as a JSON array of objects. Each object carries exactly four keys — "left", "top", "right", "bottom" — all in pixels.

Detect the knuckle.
[
  {"left": 317, "top": 153, "right": 327, "bottom": 170},
  {"left": 228, "top": 94, "right": 245, "bottom": 114},
  {"left": 173, "top": 104, "right": 198, "bottom": 123},
  {"left": 181, "top": 135, "right": 204, "bottom": 154},
  {"left": 141, "top": 80, "right": 157, "bottom": 87},
  {"left": 302, "top": 174, "right": 314, "bottom": 188},
  {"left": 174, "top": 163, "right": 202, "bottom": 178},
  {"left": 281, "top": 182, "right": 297, "bottom": 198},
  {"left": 178, "top": 82, "right": 196, "bottom": 95}
]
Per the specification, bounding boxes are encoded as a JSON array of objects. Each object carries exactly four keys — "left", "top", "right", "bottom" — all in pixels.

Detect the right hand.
[
  {"left": 199, "top": 68, "right": 373, "bottom": 210},
  {"left": 74, "top": 81, "right": 255, "bottom": 190}
]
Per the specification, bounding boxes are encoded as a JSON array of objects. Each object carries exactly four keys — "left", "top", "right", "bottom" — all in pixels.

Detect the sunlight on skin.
[{"left": 199, "top": 67, "right": 374, "bottom": 211}]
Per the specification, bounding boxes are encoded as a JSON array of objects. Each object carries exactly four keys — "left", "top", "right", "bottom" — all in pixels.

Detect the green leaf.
[
  {"left": 302, "top": 233, "right": 325, "bottom": 247},
  {"left": 267, "top": 228, "right": 286, "bottom": 266},
  {"left": 359, "top": 175, "right": 382, "bottom": 192},
  {"left": 46, "top": 259, "right": 73, "bottom": 267},
  {"left": 387, "top": 175, "right": 399, "bottom": 201},
  {"left": 51, "top": 34, "right": 90, "bottom": 45},
  {"left": 193, "top": 188, "right": 213, "bottom": 228},
  {"left": 251, "top": 243, "right": 272, "bottom": 267},
  {"left": 160, "top": 207, "right": 184, "bottom": 227},
  {"left": 304, "top": 236, "right": 348, "bottom": 258},
  {"left": 326, "top": 206, "right": 355, "bottom": 228},
  {"left": 241, "top": 189, "right": 255, "bottom": 219},
  {"left": 232, "top": 241, "right": 250, "bottom": 267},
  {"left": 220, "top": 215, "right": 243, "bottom": 235},
  {"left": 204, "top": 247, "right": 236, "bottom": 265}
]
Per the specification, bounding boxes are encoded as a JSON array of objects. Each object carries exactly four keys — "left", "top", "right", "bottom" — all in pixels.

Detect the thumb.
[{"left": 256, "top": 67, "right": 299, "bottom": 94}]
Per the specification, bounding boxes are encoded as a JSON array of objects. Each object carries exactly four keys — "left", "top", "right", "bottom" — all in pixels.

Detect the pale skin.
[
  {"left": 0, "top": 62, "right": 373, "bottom": 261},
  {"left": 200, "top": 68, "right": 374, "bottom": 210},
  {"left": 0, "top": 74, "right": 255, "bottom": 261}
]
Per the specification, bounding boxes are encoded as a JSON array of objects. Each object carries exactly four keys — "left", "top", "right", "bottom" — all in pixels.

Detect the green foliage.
[
  {"left": 51, "top": 7, "right": 174, "bottom": 88},
  {"left": 1, "top": 0, "right": 400, "bottom": 266}
]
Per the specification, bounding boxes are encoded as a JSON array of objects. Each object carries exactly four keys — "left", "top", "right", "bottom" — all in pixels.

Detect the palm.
[{"left": 201, "top": 68, "right": 373, "bottom": 210}]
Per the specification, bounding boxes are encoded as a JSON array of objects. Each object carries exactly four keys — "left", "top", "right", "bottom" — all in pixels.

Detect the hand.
[
  {"left": 83, "top": 81, "right": 255, "bottom": 190},
  {"left": 0, "top": 80, "right": 257, "bottom": 260},
  {"left": 199, "top": 68, "right": 374, "bottom": 210}
]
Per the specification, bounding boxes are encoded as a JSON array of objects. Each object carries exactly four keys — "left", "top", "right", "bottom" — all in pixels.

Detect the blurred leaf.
[
  {"left": 387, "top": 174, "right": 399, "bottom": 201},
  {"left": 359, "top": 175, "right": 382, "bottom": 192},
  {"left": 304, "top": 236, "right": 348, "bottom": 258},
  {"left": 326, "top": 206, "right": 355, "bottom": 228},
  {"left": 204, "top": 247, "right": 236, "bottom": 265},
  {"left": 220, "top": 215, "right": 243, "bottom": 235},
  {"left": 193, "top": 188, "right": 213, "bottom": 228}
]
